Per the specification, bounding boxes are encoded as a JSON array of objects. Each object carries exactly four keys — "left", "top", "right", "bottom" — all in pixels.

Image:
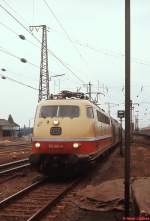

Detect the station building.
[{"left": 0, "top": 115, "right": 19, "bottom": 138}]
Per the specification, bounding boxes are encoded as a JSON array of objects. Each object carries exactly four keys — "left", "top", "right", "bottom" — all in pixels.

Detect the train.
[{"left": 30, "top": 91, "right": 121, "bottom": 176}]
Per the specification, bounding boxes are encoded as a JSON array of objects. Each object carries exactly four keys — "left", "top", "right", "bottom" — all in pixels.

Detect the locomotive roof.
[{"left": 39, "top": 99, "right": 95, "bottom": 106}]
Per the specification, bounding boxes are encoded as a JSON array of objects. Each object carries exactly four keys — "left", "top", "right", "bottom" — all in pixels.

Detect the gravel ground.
[
  {"left": 0, "top": 150, "right": 31, "bottom": 164},
  {"left": 0, "top": 137, "right": 149, "bottom": 221},
  {"left": 0, "top": 139, "right": 31, "bottom": 164},
  {"left": 43, "top": 141, "right": 150, "bottom": 221}
]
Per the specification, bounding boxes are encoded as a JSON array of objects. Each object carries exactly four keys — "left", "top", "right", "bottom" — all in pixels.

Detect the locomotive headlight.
[
  {"left": 53, "top": 120, "right": 59, "bottom": 126},
  {"left": 73, "top": 143, "right": 80, "bottom": 149},
  {"left": 35, "top": 142, "right": 40, "bottom": 148}
]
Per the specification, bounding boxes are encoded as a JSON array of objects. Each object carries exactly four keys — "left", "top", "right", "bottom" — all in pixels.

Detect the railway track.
[
  {"left": 134, "top": 132, "right": 150, "bottom": 138},
  {"left": 0, "top": 143, "right": 31, "bottom": 151},
  {"left": 0, "top": 148, "right": 31, "bottom": 156},
  {"left": 0, "top": 158, "right": 30, "bottom": 176},
  {"left": 0, "top": 143, "right": 31, "bottom": 157},
  {"left": 0, "top": 143, "right": 31, "bottom": 164},
  {"left": 0, "top": 178, "right": 80, "bottom": 221},
  {"left": 0, "top": 143, "right": 32, "bottom": 148},
  {"left": 0, "top": 144, "right": 119, "bottom": 220}
]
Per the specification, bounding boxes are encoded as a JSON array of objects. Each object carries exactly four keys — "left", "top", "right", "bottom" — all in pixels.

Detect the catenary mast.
[{"left": 30, "top": 25, "right": 49, "bottom": 102}]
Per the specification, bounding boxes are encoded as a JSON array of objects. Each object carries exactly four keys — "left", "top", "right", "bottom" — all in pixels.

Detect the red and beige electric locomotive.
[{"left": 30, "top": 91, "right": 121, "bottom": 175}]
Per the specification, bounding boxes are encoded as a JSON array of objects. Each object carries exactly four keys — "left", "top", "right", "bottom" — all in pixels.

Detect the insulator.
[
  {"left": 1, "top": 75, "right": 6, "bottom": 79},
  {"left": 19, "top": 35, "right": 26, "bottom": 40},
  {"left": 20, "top": 58, "right": 27, "bottom": 63}
]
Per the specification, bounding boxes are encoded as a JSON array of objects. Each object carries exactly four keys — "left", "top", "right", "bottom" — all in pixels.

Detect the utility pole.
[
  {"left": 125, "top": 0, "right": 131, "bottom": 217},
  {"left": 30, "top": 25, "right": 49, "bottom": 102}
]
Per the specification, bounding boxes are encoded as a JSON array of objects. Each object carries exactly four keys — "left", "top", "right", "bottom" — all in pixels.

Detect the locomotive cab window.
[
  {"left": 39, "top": 106, "right": 57, "bottom": 118},
  {"left": 86, "top": 106, "right": 94, "bottom": 118},
  {"left": 39, "top": 105, "right": 79, "bottom": 118},
  {"left": 59, "top": 105, "right": 79, "bottom": 118}
]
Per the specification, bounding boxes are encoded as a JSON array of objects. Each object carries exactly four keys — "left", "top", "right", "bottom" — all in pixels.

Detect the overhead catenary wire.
[
  {"left": 1, "top": 2, "right": 150, "bottom": 85},
  {"left": 2, "top": 3, "right": 150, "bottom": 106},
  {"left": 39, "top": 24, "right": 150, "bottom": 69},
  {"left": 0, "top": 21, "right": 18, "bottom": 35},
  {"left": 47, "top": 48, "right": 85, "bottom": 83},
  {"left": 42, "top": 0, "right": 88, "bottom": 66},
  {"left": 33, "top": 0, "right": 35, "bottom": 24},
  {"left": 1, "top": 67, "right": 38, "bottom": 81},
  {"left": 1, "top": 0, "right": 30, "bottom": 26},
  {"left": 2, "top": 14, "right": 148, "bottom": 86},
  {"left": 0, "top": 46, "right": 20, "bottom": 60},
  {"left": 0, "top": 21, "right": 84, "bottom": 83},
  {"left": 0, "top": 26, "right": 83, "bottom": 84},
  {"left": 0, "top": 3, "right": 85, "bottom": 84},
  {"left": 75, "top": 41, "right": 124, "bottom": 58},
  {"left": 45, "top": 25, "right": 150, "bottom": 69},
  {"left": 0, "top": 4, "right": 33, "bottom": 37},
  {"left": 76, "top": 41, "right": 150, "bottom": 68},
  {"left": 1, "top": 2, "right": 150, "bottom": 89},
  {"left": 0, "top": 46, "right": 39, "bottom": 69},
  {"left": 39, "top": 25, "right": 150, "bottom": 69},
  {"left": 0, "top": 21, "right": 42, "bottom": 49},
  {"left": 0, "top": 73, "right": 38, "bottom": 90}
]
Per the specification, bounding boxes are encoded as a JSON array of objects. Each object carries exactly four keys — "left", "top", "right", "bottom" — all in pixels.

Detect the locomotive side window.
[
  {"left": 105, "top": 116, "right": 110, "bottom": 124},
  {"left": 96, "top": 110, "right": 110, "bottom": 124},
  {"left": 40, "top": 106, "right": 57, "bottom": 118},
  {"left": 39, "top": 105, "right": 79, "bottom": 118},
  {"left": 59, "top": 106, "right": 79, "bottom": 118},
  {"left": 97, "top": 110, "right": 101, "bottom": 122},
  {"left": 87, "top": 106, "right": 94, "bottom": 118}
]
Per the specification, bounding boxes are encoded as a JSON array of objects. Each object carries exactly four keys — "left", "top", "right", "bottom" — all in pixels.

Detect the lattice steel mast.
[{"left": 30, "top": 25, "right": 49, "bottom": 102}]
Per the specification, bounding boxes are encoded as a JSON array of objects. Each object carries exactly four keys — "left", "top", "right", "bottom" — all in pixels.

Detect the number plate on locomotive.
[
  {"left": 49, "top": 144, "right": 64, "bottom": 148},
  {"left": 50, "top": 127, "right": 62, "bottom": 135}
]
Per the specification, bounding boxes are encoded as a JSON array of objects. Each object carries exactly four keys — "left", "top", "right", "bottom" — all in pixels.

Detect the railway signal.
[{"left": 117, "top": 110, "right": 125, "bottom": 119}]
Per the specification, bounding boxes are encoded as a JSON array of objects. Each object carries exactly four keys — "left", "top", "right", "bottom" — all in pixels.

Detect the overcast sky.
[{"left": 0, "top": 0, "right": 150, "bottom": 128}]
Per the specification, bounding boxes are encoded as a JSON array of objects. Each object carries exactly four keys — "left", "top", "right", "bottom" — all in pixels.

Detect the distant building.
[{"left": 0, "top": 115, "right": 19, "bottom": 138}]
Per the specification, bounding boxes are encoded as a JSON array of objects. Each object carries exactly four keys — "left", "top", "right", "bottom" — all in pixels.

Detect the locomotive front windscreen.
[{"left": 39, "top": 105, "right": 80, "bottom": 118}]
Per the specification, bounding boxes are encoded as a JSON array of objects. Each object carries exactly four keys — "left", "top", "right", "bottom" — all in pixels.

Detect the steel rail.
[
  {"left": 0, "top": 158, "right": 30, "bottom": 175},
  {"left": 0, "top": 143, "right": 31, "bottom": 148},
  {"left": 0, "top": 179, "right": 45, "bottom": 208},
  {"left": 0, "top": 178, "right": 80, "bottom": 221},
  {"left": 27, "top": 179, "right": 80, "bottom": 221},
  {"left": 0, "top": 144, "right": 119, "bottom": 220},
  {"left": 134, "top": 132, "right": 150, "bottom": 138},
  {"left": 0, "top": 158, "right": 29, "bottom": 169},
  {"left": 0, "top": 163, "right": 30, "bottom": 175},
  {"left": 0, "top": 148, "right": 31, "bottom": 155}
]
